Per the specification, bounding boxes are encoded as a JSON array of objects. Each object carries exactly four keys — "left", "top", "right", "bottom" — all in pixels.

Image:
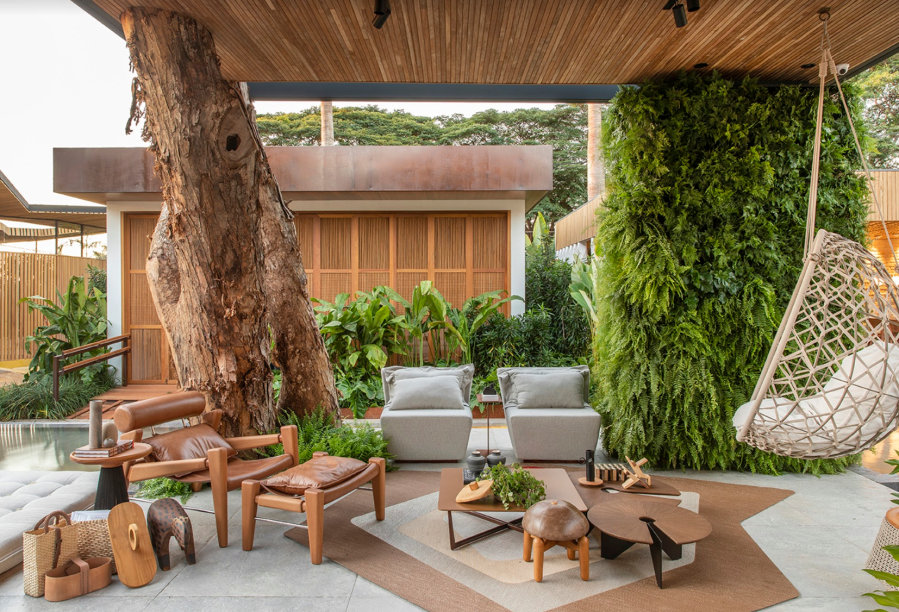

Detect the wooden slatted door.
[{"left": 123, "top": 213, "right": 176, "bottom": 384}]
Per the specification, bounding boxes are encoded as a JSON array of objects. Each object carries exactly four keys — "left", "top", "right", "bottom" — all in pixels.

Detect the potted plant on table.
[{"left": 478, "top": 463, "right": 546, "bottom": 510}]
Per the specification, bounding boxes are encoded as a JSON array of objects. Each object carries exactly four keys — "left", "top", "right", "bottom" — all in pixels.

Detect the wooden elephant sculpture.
[{"left": 147, "top": 498, "right": 196, "bottom": 571}]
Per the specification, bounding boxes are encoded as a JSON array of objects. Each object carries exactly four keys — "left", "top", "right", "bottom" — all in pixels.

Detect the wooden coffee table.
[
  {"left": 587, "top": 496, "right": 712, "bottom": 588},
  {"left": 438, "top": 467, "right": 587, "bottom": 550},
  {"left": 69, "top": 443, "right": 152, "bottom": 510}
]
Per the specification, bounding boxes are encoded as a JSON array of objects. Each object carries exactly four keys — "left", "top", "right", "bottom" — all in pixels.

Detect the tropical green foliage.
[
  {"left": 569, "top": 255, "right": 602, "bottom": 365},
  {"left": 256, "top": 105, "right": 590, "bottom": 228},
  {"left": 21, "top": 276, "right": 111, "bottom": 384},
  {"left": 277, "top": 407, "right": 395, "bottom": 467},
  {"left": 863, "top": 545, "right": 899, "bottom": 610},
  {"left": 854, "top": 56, "right": 899, "bottom": 168},
  {"left": 86, "top": 265, "right": 107, "bottom": 294},
  {"left": 135, "top": 477, "right": 195, "bottom": 504},
  {"left": 0, "top": 369, "right": 116, "bottom": 421},
  {"left": 473, "top": 237, "right": 591, "bottom": 376},
  {"left": 594, "top": 72, "right": 869, "bottom": 474},
  {"left": 442, "top": 290, "right": 520, "bottom": 366},
  {"left": 478, "top": 463, "right": 546, "bottom": 510}
]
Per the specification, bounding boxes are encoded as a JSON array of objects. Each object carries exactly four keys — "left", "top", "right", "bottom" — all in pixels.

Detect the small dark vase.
[
  {"left": 486, "top": 450, "right": 506, "bottom": 468},
  {"left": 484, "top": 385, "right": 497, "bottom": 396},
  {"left": 467, "top": 451, "right": 487, "bottom": 475}
]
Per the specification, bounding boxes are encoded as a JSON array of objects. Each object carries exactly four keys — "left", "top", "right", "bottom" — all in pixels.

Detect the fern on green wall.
[{"left": 595, "top": 72, "right": 870, "bottom": 474}]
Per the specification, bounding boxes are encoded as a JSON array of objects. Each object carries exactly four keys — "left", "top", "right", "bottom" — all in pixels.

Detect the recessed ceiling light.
[
  {"left": 693, "top": 63, "right": 709, "bottom": 69},
  {"left": 801, "top": 63, "right": 816, "bottom": 69}
]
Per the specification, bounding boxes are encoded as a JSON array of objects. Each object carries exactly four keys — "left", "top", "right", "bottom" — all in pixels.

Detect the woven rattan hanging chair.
[{"left": 734, "top": 13, "right": 899, "bottom": 459}]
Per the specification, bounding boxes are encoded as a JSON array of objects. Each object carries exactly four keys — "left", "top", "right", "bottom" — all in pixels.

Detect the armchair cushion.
[
  {"left": 263, "top": 456, "right": 368, "bottom": 496},
  {"left": 145, "top": 424, "right": 237, "bottom": 467},
  {"left": 389, "top": 375, "right": 465, "bottom": 410},
  {"left": 382, "top": 365, "right": 475, "bottom": 408},
  {"left": 497, "top": 366, "right": 591, "bottom": 407},
  {"left": 515, "top": 371, "right": 586, "bottom": 409}
]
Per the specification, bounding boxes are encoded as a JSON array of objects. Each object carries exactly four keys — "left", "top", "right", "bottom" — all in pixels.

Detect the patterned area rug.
[{"left": 285, "top": 470, "right": 798, "bottom": 612}]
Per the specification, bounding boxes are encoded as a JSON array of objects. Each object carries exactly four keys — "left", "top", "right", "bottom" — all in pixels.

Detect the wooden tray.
[{"left": 108, "top": 502, "right": 157, "bottom": 588}]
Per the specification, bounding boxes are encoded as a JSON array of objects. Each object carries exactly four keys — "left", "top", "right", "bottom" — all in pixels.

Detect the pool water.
[{"left": 0, "top": 425, "right": 97, "bottom": 472}]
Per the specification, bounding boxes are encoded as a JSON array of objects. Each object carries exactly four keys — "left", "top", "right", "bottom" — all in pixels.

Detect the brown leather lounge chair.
[
  {"left": 114, "top": 392, "right": 298, "bottom": 548},
  {"left": 242, "top": 452, "right": 386, "bottom": 564}
]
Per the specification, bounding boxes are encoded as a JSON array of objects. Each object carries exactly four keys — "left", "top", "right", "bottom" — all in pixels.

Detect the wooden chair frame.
[
  {"left": 120, "top": 412, "right": 299, "bottom": 549},
  {"left": 241, "top": 452, "right": 386, "bottom": 564}
]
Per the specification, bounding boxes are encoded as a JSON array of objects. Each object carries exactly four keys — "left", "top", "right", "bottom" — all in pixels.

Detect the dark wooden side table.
[
  {"left": 70, "top": 443, "right": 152, "bottom": 510},
  {"left": 475, "top": 393, "right": 503, "bottom": 456},
  {"left": 587, "top": 496, "right": 712, "bottom": 588}
]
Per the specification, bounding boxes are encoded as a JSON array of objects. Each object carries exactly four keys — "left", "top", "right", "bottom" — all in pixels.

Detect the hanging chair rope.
[{"left": 735, "top": 12, "right": 899, "bottom": 459}]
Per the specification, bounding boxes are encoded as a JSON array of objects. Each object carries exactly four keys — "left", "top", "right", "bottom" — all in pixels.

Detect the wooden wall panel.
[
  {"left": 0, "top": 253, "right": 105, "bottom": 363},
  {"left": 320, "top": 217, "right": 352, "bottom": 270},
  {"left": 435, "top": 272, "right": 467, "bottom": 310},
  {"left": 320, "top": 272, "right": 352, "bottom": 303},
  {"left": 867, "top": 171, "right": 899, "bottom": 222},
  {"left": 359, "top": 271, "right": 390, "bottom": 291},
  {"left": 129, "top": 279, "right": 159, "bottom": 326},
  {"left": 434, "top": 216, "right": 466, "bottom": 269},
  {"left": 358, "top": 216, "right": 389, "bottom": 270},
  {"left": 294, "top": 216, "right": 315, "bottom": 257},
  {"left": 396, "top": 216, "right": 428, "bottom": 270},
  {"left": 130, "top": 328, "right": 163, "bottom": 382},
  {"left": 128, "top": 217, "right": 156, "bottom": 271},
  {"left": 473, "top": 216, "right": 506, "bottom": 269},
  {"left": 555, "top": 198, "right": 602, "bottom": 250}
]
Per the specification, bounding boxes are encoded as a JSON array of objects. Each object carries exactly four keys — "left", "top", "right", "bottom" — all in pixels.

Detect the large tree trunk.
[{"left": 123, "top": 8, "right": 337, "bottom": 436}]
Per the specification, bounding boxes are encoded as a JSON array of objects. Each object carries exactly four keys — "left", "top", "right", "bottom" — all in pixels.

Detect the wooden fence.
[
  {"left": 554, "top": 197, "right": 602, "bottom": 250},
  {"left": 0, "top": 252, "right": 106, "bottom": 363}
]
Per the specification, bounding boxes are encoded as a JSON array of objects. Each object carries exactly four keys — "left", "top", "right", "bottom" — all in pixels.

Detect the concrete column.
[
  {"left": 587, "top": 103, "right": 604, "bottom": 202},
  {"left": 320, "top": 101, "right": 335, "bottom": 146}
]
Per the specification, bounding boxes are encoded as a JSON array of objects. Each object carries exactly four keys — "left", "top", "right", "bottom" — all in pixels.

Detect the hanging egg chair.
[{"left": 734, "top": 12, "right": 899, "bottom": 459}]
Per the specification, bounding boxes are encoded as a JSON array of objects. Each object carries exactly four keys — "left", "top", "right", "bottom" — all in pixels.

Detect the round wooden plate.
[{"left": 578, "top": 477, "right": 605, "bottom": 487}]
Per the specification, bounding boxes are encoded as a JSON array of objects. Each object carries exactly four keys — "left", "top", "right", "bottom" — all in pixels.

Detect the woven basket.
[
  {"left": 23, "top": 512, "right": 81, "bottom": 598},
  {"left": 867, "top": 510, "right": 899, "bottom": 589},
  {"left": 76, "top": 519, "right": 116, "bottom": 574}
]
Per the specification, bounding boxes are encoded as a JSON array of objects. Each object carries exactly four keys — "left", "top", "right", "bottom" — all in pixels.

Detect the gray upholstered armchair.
[
  {"left": 497, "top": 366, "right": 601, "bottom": 461},
  {"left": 379, "top": 365, "right": 474, "bottom": 461}
]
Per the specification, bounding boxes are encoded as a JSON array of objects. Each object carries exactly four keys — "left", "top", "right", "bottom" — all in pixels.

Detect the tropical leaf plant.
[
  {"left": 440, "top": 290, "right": 521, "bottom": 366},
  {"left": 863, "top": 544, "right": 899, "bottom": 611},
  {"left": 524, "top": 211, "right": 550, "bottom": 257},
  {"left": 570, "top": 255, "right": 602, "bottom": 365},
  {"left": 20, "top": 275, "right": 110, "bottom": 384}
]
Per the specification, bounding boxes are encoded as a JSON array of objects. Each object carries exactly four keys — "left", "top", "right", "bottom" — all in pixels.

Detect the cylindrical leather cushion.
[
  {"left": 522, "top": 499, "right": 589, "bottom": 541},
  {"left": 114, "top": 392, "right": 206, "bottom": 432}
]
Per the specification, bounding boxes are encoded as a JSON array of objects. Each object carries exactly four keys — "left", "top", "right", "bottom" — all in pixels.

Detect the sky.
[{"left": 0, "top": 0, "right": 556, "bottom": 210}]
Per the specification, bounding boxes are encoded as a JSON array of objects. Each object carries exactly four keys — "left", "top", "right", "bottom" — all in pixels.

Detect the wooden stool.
[{"left": 521, "top": 500, "right": 590, "bottom": 583}]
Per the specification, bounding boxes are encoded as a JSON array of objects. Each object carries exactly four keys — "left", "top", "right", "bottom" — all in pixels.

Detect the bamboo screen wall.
[
  {"left": 294, "top": 212, "right": 510, "bottom": 311},
  {"left": 0, "top": 252, "right": 106, "bottom": 362}
]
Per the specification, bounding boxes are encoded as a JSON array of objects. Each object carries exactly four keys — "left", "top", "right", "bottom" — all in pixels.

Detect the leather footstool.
[{"left": 522, "top": 499, "right": 591, "bottom": 582}]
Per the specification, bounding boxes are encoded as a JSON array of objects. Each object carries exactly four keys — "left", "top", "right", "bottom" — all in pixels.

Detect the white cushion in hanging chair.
[{"left": 734, "top": 341, "right": 899, "bottom": 453}]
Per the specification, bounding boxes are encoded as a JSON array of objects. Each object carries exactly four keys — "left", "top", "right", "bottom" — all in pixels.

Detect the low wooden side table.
[
  {"left": 475, "top": 393, "right": 503, "bottom": 456},
  {"left": 70, "top": 443, "right": 152, "bottom": 510},
  {"left": 587, "top": 496, "right": 711, "bottom": 588}
]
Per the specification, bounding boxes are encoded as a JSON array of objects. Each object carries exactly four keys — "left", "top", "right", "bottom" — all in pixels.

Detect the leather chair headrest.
[{"left": 114, "top": 392, "right": 207, "bottom": 433}]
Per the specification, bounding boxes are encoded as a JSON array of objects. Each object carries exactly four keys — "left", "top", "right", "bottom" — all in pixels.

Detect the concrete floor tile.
[
  {"left": 142, "top": 596, "right": 350, "bottom": 612},
  {"left": 346, "top": 595, "right": 424, "bottom": 612},
  {"left": 0, "top": 595, "right": 155, "bottom": 611}
]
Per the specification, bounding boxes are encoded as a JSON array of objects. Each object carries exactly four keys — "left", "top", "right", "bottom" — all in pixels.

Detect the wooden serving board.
[
  {"left": 601, "top": 478, "right": 681, "bottom": 496},
  {"left": 108, "top": 502, "right": 157, "bottom": 588}
]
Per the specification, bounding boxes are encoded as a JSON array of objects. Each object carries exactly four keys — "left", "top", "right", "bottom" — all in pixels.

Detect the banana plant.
[
  {"left": 21, "top": 275, "right": 109, "bottom": 382},
  {"left": 524, "top": 211, "right": 550, "bottom": 257},
  {"left": 439, "top": 290, "right": 522, "bottom": 366},
  {"left": 383, "top": 281, "right": 444, "bottom": 366},
  {"left": 569, "top": 255, "right": 602, "bottom": 364}
]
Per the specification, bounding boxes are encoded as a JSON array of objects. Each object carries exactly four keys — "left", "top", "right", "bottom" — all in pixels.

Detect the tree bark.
[
  {"left": 123, "top": 8, "right": 337, "bottom": 436},
  {"left": 587, "top": 103, "right": 604, "bottom": 202},
  {"left": 320, "top": 101, "right": 335, "bottom": 146}
]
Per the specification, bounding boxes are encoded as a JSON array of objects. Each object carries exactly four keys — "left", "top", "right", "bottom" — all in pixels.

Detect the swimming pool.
[{"left": 0, "top": 423, "right": 94, "bottom": 472}]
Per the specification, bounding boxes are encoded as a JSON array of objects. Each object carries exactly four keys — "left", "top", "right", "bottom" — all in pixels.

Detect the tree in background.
[
  {"left": 256, "top": 104, "right": 589, "bottom": 229},
  {"left": 854, "top": 56, "right": 899, "bottom": 168}
]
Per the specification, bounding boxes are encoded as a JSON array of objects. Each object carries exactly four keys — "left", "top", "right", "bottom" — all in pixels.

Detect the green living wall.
[{"left": 595, "top": 72, "right": 871, "bottom": 474}]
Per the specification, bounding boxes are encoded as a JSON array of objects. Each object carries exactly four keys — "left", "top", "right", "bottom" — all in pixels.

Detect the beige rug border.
[{"left": 285, "top": 470, "right": 799, "bottom": 612}]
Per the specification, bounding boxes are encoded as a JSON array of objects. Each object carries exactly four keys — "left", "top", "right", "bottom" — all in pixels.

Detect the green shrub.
[
  {"left": 135, "top": 478, "right": 195, "bottom": 504},
  {"left": 277, "top": 407, "right": 395, "bottom": 468},
  {"left": 478, "top": 463, "right": 546, "bottom": 510},
  {"left": 594, "top": 71, "right": 869, "bottom": 474},
  {"left": 21, "top": 275, "right": 110, "bottom": 384},
  {"left": 0, "top": 370, "right": 116, "bottom": 421},
  {"left": 87, "top": 265, "right": 107, "bottom": 294}
]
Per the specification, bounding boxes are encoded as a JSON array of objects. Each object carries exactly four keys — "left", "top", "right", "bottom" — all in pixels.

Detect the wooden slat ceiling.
[{"left": 88, "top": 0, "right": 898, "bottom": 85}]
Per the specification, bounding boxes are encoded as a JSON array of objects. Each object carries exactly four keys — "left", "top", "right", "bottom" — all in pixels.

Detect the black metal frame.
[
  {"left": 600, "top": 525, "right": 684, "bottom": 589},
  {"left": 446, "top": 510, "right": 524, "bottom": 551}
]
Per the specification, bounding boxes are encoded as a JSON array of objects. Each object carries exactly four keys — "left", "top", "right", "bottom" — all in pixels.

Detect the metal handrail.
[{"left": 52, "top": 334, "right": 130, "bottom": 401}]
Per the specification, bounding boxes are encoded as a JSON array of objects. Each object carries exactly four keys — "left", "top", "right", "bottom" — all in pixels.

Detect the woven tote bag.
[{"left": 23, "top": 511, "right": 81, "bottom": 597}]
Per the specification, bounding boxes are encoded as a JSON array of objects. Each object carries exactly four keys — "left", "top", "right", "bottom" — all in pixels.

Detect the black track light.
[
  {"left": 673, "top": 2, "right": 687, "bottom": 27},
  {"left": 687, "top": 0, "right": 700, "bottom": 12},
  {"left": 372, "top": 0, "right": 391, "bottom": 29}
]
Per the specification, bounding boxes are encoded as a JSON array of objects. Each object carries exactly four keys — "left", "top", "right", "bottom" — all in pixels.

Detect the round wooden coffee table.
[
  {"left": 70, "top": 443, "right": 152, "bottom": 510},
  {"left": 587, "top": 496, "right": 711, "bottom": 588}
]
